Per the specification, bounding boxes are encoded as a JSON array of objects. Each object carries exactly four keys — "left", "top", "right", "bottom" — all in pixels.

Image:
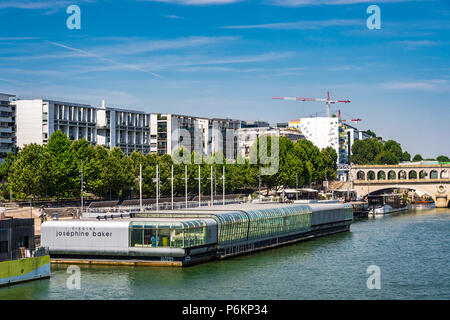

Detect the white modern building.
[
  {"left": 238, "top": 126, "right": 304, "bottom": 159},
  {"left": 151, "top": 113, "right": 241, "bottom": 159},
  {"left": 96, "top": 101, "right": 151, "bottom": 155},
  {"left": 14, "top": 98, "right": 98, "bottom": 147},
  {"left": 289, "top": 117, "right": 349, "bottom": 164},
  {"left": 14, "top": 98, "right": 243, "bottom": 159},
  {"left": 0, "top": 93, "right": 16, "bottom": 162},
  {"left": 288, "top": 117, "right": 371, "bottom": 180},
  {"left": 344, "top": 122, "right": 372, "bottom": 156}
]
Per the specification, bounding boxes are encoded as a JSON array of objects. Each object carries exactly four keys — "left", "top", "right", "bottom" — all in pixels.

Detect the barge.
[
  {"left": 41, "top": 203, "right": 353, "bottom": 267},
  {"left": 0, "top": 215, "right": 50, "bottom": 286}
]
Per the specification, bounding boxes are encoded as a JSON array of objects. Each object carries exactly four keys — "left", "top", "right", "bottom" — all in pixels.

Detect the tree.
[
  {"left": 374, "top": 150, "right": 399, "bottom": 165},
  {"left": 366, "top": 130, "right": 377, "bottom": 138},
  {"left": 383, "top": 140, "right": 403, "bottom": 160},
  {"left": 9, "top": 144, "right": 48, "bottom": 199},
  {"left": 100, "top": 148, "right": 134, "bottom": 199},
  {"left": 437, "top": 155, "right": 450, "bottom": 163},
  {"left": 46, "top": 130, "right": 77, "bottom": 199},
  {"left": 0, "top": 153, "right": 15, "bottom": 182},
  {"left": 350, "top": 138, "right": 383, "bottom": 164},
  {"left": 401, "top": 151, "right": 411, "bottom": 162},
  {"left": 318, "top": 146, "right": 337, "bottom": 182},
  {"left": 412, "top": 154, "right": 423, "bottom": 161}
]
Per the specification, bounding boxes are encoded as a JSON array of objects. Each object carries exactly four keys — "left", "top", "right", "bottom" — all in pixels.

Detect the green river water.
[{"left": 1, "top": 208, "right": 449, "bottom": 300}]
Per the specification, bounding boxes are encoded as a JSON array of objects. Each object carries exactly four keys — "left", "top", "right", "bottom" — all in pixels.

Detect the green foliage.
[
  {"left": 401, "top": 151, "right": 411, "bottom": 162},
  {"left": 412, "top": 154, "right": 423, "bottom": 161},
  {"left": 383, "top": 140, "right": 402, "bottom": 160},
  {"left": 366, "top": 130, "right": 377, "bottom": 138},
  {"left": 0, "top": 153, "right": 15, "bottom": 182},
  {"left": 350, "top": 138, "right": 383, "bottom": 164},
  {"left": 351, "top": 137, "right": 414, "bottom": 165},
  {"left": 6, "top": 131, "right": 338, "bottom": 200},
  {"left": 437, "top": 155, "right": 450, "bottom": 162},
  {"left": 375, "top": 150, "right": 399, "bottom": 165}
]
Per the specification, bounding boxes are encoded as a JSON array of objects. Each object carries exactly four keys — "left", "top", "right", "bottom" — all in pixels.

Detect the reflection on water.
[{"left": 1, "top": 208, "right": 449, "bottom": 300}]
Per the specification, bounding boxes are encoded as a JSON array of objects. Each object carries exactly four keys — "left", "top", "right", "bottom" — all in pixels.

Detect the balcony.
[{"left": 0, "top": 137, "right": 12, "bottom": 143}]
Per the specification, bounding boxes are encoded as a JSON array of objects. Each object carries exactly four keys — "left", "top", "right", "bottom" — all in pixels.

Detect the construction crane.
[
  {"left": 272, "top": 91, "right": 351, "bottom": 118},
  {"left": 338, "top": 110, "right": 362, "bottom": 123}
]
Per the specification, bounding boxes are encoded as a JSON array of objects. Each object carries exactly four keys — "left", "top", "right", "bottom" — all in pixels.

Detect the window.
[{"left": 0, "top": 241, "right": 8, "bottom": 253}]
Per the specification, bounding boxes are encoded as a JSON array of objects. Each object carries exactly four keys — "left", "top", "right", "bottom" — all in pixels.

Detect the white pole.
[
  {"left": 210, "top": 165, "right": 213, "bottom": 206},
  {"left": 185, "top": 165, "right": 188, "bottom": 208},
  {"left": 139, "top": 163, "right": 142, "bottom": 211},
  {"left": 198, "top": 165, "right": 201, "bottom": 207},
  {"left": 223, "top": 166, "right": 225, "bottom": 205},
  {"left": 80, "top": 164, "right": 83, "bottom": 215},
  {"left": 171, "top": 165, "right": 174, "bottom": 210},
  {"left": 156, "top": 164, "right": 159, "bottom": 211}
]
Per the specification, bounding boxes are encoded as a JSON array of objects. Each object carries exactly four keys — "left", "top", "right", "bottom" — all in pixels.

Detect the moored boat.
[
  {"left": 368, "top": 194, "right": 408, "bottom": 216},
  {"left": 0, "top": 210, "right": 50, "bottom": 287}
]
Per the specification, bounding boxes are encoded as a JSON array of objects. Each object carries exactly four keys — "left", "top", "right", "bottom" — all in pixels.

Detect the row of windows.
[
  {"left": 129, "top": 220, "right": 209, "bottom": 249},
  {"left": 132, "top": 205, "right": 350, "bottom": 249},
  {"left": 245, "top": 206, "right": 312, "bottom": 242}
]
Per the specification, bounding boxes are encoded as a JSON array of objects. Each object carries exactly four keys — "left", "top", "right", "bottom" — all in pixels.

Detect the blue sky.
[{"left": 0, "top": 0, "right": 449, "bottom": 158}]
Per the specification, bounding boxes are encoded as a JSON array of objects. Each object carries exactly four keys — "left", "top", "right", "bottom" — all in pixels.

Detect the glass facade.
[
  {"left": 343, "top": 204, "right": 354, "bottom": 221},
  {"left": 214, "top": 211, "right": 250, "bottom": 246},
  {"left": 129, "top": 220, "right": 210, "bottom": 249},
  {"left": 130, "top": 204, "right": 351, "bottom": 250},
  {"left": 245, "top": 206, "right": 312, "bottom": 241}
]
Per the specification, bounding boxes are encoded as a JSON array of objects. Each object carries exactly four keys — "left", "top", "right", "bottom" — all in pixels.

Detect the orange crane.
[{"left": 272, "top": 91, "right": 351, "bottom": 118}]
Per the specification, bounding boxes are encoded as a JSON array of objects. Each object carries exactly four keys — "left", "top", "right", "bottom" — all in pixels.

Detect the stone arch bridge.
[{"left": 345, "top": 164, "right": 450, "bottom": 208}]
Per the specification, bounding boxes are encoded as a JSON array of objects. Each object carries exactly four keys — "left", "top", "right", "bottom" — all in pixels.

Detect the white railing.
[{"left": 82, "top": 199, "right": 246, "bottom": 219}]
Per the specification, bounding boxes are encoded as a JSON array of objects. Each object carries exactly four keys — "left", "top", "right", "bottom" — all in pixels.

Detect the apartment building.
[
  {"left": 151, "top": 113, "right": 241, "bottom": 159},
  {"left": 0, "top": 93, "right": 15, "bottom": 162},
  {"left": 97, "top": 101, "right": 151, "bottom": 155},
  {"left": 238, "top": 126, "right": 304, "bottom": 159},
  {"left": 14, "top": 98, "right": 151, "bottom": 156},
  {"left": 14, "top": 98, "right": 243, "bottom": 159},
  {"left": 15, "top": 98, "right": 97, "bottom": 147}
]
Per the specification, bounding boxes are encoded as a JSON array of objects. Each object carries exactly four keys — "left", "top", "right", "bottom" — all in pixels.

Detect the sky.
[{"left": 0, "top": 0, "right": 449, "bottom": 158}]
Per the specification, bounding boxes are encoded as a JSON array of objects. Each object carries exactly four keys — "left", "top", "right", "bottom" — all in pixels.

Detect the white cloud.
[
  {"left": 165, "top": 14, "right": 182, "bottom": 19},
  {"left": 47, "top": 41, "right": 162, "bottom": 78},
  {"left": 393, "top": 40, "right": 442, "bottom": 48},
  {"left": 0, "top": 0, "right": 95, "bottom": 10},
  {"left": 143, "top": 0, "right": 243, "bottom": 5},
  {"left": 379, "top": 80, "right": 450, "bottom": 91},
  {"left": 223, "top": 19, "right": 363, "bottom": 30},
  {"left": 89, "top": 36, "right": 238, "bottom": 56},
  {"left": 270, "top": 0, "right": 425, "bottom": 6}
]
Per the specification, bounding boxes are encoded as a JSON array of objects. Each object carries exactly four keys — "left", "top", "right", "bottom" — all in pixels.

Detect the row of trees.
[
  {"left": 411, "top": 154, "right": 450, "bottom": 162},
  {"left": 350, "top": 136, "right": 449, "bottom": 165},
  {"left": 350, "top": 129, "right": 449, "bottom": 165},
  {"left": 0, "top": 131, "right": 338, "bottom": 200},
  {"left": 350, "top": 138, "right": 411, "bottom": 165}
]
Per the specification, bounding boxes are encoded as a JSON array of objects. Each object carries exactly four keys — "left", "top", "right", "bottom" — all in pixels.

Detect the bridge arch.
[
  {"left": 357, "top": 171, "right": 365, "bottom": 180},
  {"left": 367, "top": 170, "right": 376, "bottom": 180},
  {"left": 408, "top": 170, "right": 417, "bottom": 179},
  {"left": 377, "top": 171, "right": 386, "bottom": 180},
  {"left": 441, "top": 170, "right": 449, "bottom": 179},
  {"left": 362, "top": 185, "right": 436, "bottom": 200},
  {"left": 419, "top": 170, "right": 426, "bottom": 179},
  {"left": 388, "top": 170, "right": 396, "bottom": 180},
  {"left": 398, "top": 170, "right": 407, "bottom": 180},
  {"left": 430, "top": 170, "right": 438, "bottom": 179}
]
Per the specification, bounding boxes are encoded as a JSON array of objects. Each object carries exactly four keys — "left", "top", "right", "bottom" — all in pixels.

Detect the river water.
[{"left": 1, "top": 208, "right": 449, "bottom": 300}]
